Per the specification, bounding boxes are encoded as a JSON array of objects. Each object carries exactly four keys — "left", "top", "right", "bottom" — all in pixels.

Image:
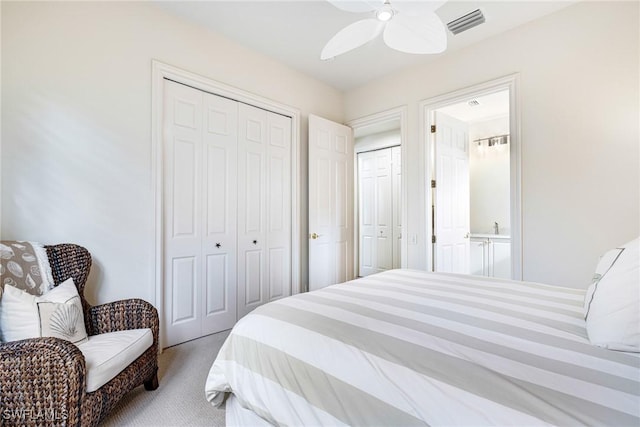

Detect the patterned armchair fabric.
[{"left": 0, "top": 244, "right": 159, "bottom": 426}]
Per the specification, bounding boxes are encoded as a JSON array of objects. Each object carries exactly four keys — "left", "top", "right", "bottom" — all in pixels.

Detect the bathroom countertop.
[{"left": 470, "top": 233, "right": 511, "bottom": 239}]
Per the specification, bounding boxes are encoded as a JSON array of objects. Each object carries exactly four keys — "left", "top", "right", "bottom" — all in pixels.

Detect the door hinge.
[
  {"left": 431, "top": 180, "right": 436, "bottom": 188},
  {"left": 432, "top": 235, "right": 436, "bottom": 244},
  {"left": 431, "top": 125, "right": 436, "bottom": 133}
]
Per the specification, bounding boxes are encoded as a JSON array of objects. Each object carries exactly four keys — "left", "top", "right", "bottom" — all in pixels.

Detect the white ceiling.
[
  {"left": 438, "top": 89, "right": 509, "bottom": 122},
  {"left": 155, "top": 1, "right": 578, "bottom": 91}
]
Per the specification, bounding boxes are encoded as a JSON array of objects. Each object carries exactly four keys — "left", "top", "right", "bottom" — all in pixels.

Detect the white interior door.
[
  {"left": 163, "top": 80, "right": 202, "bottom": 346},
  {"left": 237, "top": 103, "right": 267, "bottom": 317},
  {"left": 163, "top": 80, "right": 238, "bottom": 347},
  {"left": 358, "top": 148, "right": 394, "bottom": 277},
  {"left": 265, "top": 112, "right": 292, "bottom": 302},
  {"left": 434, "top": 111, "right": 470, "bottom": 274},
  {"left": 391, "top": 146, "right": 402, "bottom": 269},
  {"left": 237, "top": 104, "right": 292, "bottom": 318},
  {"left": 201, "top": 91, "right": 238, "bottom": 336},
  {"left": 374, "top": 148, "right": 393, "bottom": 272},
  {"left": 358, "top": 151, "right": 376, "bottom": 276},
  {"left": 308, "top": 114, "right": 354, "bottom": 291}
]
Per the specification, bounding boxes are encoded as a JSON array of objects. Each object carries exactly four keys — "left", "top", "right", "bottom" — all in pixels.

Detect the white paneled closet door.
[
  {"left": 391, "top": 146, "right": 402, "bottom": 269},
  {"left": 358, "top": 146, "right": 401, "bottom": 277},
  {"left": 358, "top": 151, "right": 376, "bottom": 277},
  {"left": 201, "top": 91, "right": 238, "bottom": 336},
  {"left": 374, "top": 148, "right": 393, "bottom": 271},
  {"left": 163, "top": 80, "right": 238, "bottom": 347},
  {"left": 237, "top": 103, "right": 291, "bottom": 318}
]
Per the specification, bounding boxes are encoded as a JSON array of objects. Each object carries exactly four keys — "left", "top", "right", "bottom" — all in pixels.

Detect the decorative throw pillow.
[
  {"left": 0, "top": 278, "right": 87, "bottom": 344},
  {"left": 0, "top": 241, "right": 55, "bottom": 298},
  {"left": 585, "top": 237, "right": 639, "bottom": 352}
]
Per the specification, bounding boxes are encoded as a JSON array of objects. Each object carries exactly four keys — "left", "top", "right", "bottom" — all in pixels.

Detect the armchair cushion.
[
  {"left": 77, "top": 328, "right": 153, "bottom": 392},
  {"left": 0, "top": 278, "right": 87, "bottom": 344}
]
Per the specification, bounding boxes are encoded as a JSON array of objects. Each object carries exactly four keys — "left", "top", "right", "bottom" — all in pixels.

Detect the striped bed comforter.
[{"left": 205, "top": 269, "right": 640, "bottom": 426}]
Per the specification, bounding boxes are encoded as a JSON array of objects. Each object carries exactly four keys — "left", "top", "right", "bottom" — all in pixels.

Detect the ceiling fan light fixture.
[
  {"left": 322, "top": 0, "right": 449, "bottom": 59},
  {"left": 376, "top": 6, "right": 394, "bottom": 22}
]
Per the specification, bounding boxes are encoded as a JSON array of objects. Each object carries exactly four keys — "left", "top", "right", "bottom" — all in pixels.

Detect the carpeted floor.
[{"left": 102, "top": 330, "right": 230, "bottom": 426}]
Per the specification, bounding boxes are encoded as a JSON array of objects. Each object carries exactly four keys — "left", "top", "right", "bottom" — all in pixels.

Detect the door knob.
[
  {"left": 310, "top": 233, "right": 321, "bottom": 240},
  {"left": 464, "top": 233, "right": 470, "bottom": 239}
]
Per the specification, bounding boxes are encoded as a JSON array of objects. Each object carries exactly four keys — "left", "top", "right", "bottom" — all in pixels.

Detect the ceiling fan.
[{"left": 321, "top": 0, "right": 448, "bottom": 60}]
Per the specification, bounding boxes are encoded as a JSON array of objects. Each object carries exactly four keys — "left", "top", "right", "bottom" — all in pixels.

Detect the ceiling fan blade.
[
  {"left": 391, "top": 0, "right": 447, "bottom": 16},
  {"left": 383, "top": 11, "right": 447, "bottom": 54},
  {"left": 327, "top": 0, "right": 383, "bottom": 14},
  {"left": 321, "top": 19, "right": 385, "bottom": 60}
]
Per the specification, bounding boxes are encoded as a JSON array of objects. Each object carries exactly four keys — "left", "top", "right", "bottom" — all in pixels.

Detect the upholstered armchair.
[{"left": 0, "top": 244, "right": 159, "bottom": 426}]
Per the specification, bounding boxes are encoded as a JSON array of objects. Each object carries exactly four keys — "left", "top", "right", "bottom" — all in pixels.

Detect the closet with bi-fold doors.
[
  {"left": 162, "top": 79, "right": 292, "bottom": 347},
  {"left": 357, "top": 145, "right": 402, "bottom": 276}
]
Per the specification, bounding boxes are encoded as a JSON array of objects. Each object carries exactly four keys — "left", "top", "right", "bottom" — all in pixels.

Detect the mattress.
[{"left": 205, "top": 269, "right": 640, "bottom": 426}]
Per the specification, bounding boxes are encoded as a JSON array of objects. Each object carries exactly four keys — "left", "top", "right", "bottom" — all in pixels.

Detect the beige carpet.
[{"left": 102, "top": 330, "right": 230, "bottom": 426}]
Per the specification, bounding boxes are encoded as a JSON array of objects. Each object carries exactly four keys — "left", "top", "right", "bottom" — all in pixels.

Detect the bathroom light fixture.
[{"left": 475, "top": 134, "right": 509, "bottom": 147}]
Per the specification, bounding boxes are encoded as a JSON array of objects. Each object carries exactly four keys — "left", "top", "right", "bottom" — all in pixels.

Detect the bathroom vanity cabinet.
[{"left": 469, "top": 235, "right": 511, "bottom": 279}]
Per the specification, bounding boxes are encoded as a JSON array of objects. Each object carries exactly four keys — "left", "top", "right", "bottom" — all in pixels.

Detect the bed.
[{"left": 205, "top": 268, "right": 640, "bottom": 426}]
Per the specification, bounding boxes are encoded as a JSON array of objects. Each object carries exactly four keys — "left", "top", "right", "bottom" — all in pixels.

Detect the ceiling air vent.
[{"left": 447, "top": 9, "right": 485, "bottom": 35}]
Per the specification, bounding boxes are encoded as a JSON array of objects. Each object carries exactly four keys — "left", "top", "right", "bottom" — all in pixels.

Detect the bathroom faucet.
[{"left": 494, "top": 222, "right": 499, "bottom": 235}]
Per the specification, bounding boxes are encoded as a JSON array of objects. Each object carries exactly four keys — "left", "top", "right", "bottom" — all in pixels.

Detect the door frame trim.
[
  {"left": 347, "top": 106, "right": 409, "bottom": 274},
  {"left": 151, "top": 60, "right": 301, "bottom": 348},
  {"left": 419, "top": 74, "right": 522, "bottom": 280}
]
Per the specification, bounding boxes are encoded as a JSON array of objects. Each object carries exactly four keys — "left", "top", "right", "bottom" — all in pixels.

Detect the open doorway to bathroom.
[
  {"left": 435, "top": 90, "right": 511, "bottom": 279},
  {"left": 422, "top": 75, "right": 521, "bottom": 280}
]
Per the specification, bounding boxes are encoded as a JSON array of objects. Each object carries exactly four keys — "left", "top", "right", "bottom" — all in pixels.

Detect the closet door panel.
[
  {"left": 375, "top": 149, "right": 392, "bottom": 272},
  {"left": 335, "top": 153, "right": 351, "bottom": 284},
  {"left": 163, "top": 80, "right": 203, "bottom": 346},
  {"left": 358, "top": 152, "right": 376, "bottom": 277},
  {"left": 171, "top": 256, "right": 197, "bottom": 323},
  {"left": 245, "top": 152, "right": 263, "bottom": 232},
  {"left": 266, "top": 113, "right": 291, "bottom": 301},
  {"left": 201, "top": 92, "right": 238, "bottom": 334},
  {"left": 205, "top": 254, "right": 228, "bottom": 314},
  {"left": 243, "top": 250, "right": 263, "bottom": 305},
  {"left": 237, "top": 104, "right": 267, "bottom": 318},
  {"left": 391, "top": 146, "right": 402, "bottom": 269},
  {"left": 269, "top": 247, "right": 285, "bottom": 299}
]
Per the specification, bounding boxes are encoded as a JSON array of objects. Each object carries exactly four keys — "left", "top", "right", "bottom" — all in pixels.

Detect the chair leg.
[{"left": 144, "top": 368, "right": 159, "bottom": 391}]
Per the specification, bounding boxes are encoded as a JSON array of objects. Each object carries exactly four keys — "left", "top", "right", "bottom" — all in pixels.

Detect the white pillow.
[
  {"left": 0, "top": 278, "right": 88, "bottom": 344},
  {"left": 583, "top": 247, "right": 624, "bottom": 318},
  {"left": 585, "top": 237, "right": 639, "bottom": 352},
  {"left": 0, "top": 283, "right": 40, "bottom": 341}
]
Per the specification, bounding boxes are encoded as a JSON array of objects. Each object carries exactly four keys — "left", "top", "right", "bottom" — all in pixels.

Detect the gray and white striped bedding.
[{"left": 205, "top": 269, "right": 640, "bottom": 426}]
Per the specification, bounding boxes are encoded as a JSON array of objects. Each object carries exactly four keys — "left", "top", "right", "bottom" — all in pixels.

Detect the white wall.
[
  {"left": 355, "top": 129, "right": 400, "bottom": 153},
  {"left": 344, "top": 1, "right": 639, "bottom": 288},
  {"left": 3, "top": 1, "right": 638, "bottom": 297},
  {"left": 469, "top": 116, "right": 510, "bottom": 235},
  {"left": 1, "top": 1, "right": 343, "bottom": 304}
]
